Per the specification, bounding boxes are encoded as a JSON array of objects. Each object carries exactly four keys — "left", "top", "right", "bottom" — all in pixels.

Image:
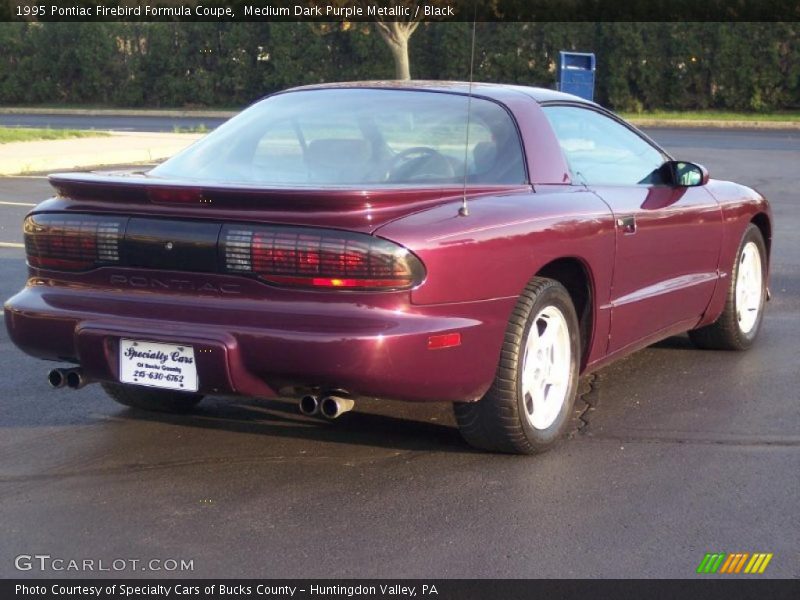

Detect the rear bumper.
[{"left": 4, "top": 278, "right": 515, "bottom": 403}]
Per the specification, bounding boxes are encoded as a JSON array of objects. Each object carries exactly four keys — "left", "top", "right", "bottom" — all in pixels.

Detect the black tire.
[
  {"left": 689, "top": 224, "right": 767, "bottom": 351},
  {"left": 454, "top": 277, "right": 581, "bottom": 454},
  {"left": 102, "top": 382, "right": 203, "bottom": 413}
]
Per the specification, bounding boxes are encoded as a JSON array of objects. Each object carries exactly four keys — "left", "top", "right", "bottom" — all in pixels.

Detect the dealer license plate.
[{"left": 119, "top": 339, "right": 198, "bottom": 392}]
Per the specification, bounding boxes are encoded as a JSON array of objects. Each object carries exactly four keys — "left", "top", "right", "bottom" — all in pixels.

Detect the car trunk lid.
[{"left": 48, "top": 172, "right": 528, "bottom": 233}]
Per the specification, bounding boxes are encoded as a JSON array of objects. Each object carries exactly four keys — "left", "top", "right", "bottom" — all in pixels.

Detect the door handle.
[{"left": 616, "top": 215, "right": 637, "bottom": 234}]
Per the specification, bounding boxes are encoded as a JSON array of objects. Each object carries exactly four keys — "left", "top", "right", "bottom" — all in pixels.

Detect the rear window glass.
[{"left": 150, "top": 88, "right": 526, "bottom": 187}]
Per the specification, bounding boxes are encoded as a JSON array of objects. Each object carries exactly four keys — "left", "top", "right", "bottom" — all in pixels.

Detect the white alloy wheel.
[
  {"left": 688, "top": 224, "right": 767, "bottom": 351},
  {"left": 521, "top": 305, "right": 572, "bottom": 430},
  {"left": 454, "top": 276, "right": 580, "bottom": 453},
  {"left": 735, "top": 241, "right": 763, "bottom": 334}
]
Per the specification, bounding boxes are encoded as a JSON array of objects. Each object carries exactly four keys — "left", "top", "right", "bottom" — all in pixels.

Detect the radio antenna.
[{"left": 459, "top": 5, "right": 477, "bottom": 217}]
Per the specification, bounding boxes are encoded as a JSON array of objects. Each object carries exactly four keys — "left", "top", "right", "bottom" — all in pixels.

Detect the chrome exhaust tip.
[
  {"left": 320, "top": 395, "right": 355, "bottom": 419},
  {"left": 47, "top": 369, "right": 66, "bottom": 389},
  {"left": 299, "top": 395, "right": 320, "bottom": 416},
  {"left": 64, "top": 368, "right": 89, "bottom": 390}
]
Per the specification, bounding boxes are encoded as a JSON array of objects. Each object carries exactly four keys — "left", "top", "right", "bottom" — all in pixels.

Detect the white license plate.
[{"left": 119, "top": 339, "right": 198, "bottom": 392}]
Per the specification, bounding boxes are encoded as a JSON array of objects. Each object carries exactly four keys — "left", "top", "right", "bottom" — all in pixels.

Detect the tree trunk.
[
  {"left": 374, "top": 21, "right": 417, "bottom": 80},
  {"left": 387, "top": 35, "right": 410, "bottom": 80}
]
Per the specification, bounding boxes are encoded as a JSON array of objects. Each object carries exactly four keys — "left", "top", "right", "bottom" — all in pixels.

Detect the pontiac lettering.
[{"left": 110, "top": 275, "right": 241, "bottom": 294}]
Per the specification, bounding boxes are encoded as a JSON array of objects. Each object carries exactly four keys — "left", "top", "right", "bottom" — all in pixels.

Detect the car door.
[{"left": 542, "top": 104, "right": 723, "bottom": 354}]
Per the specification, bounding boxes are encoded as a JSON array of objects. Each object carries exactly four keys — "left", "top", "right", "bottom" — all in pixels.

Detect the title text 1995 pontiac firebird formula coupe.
[{"left": 4, "top": 82, "right": 771, "bottom": 454}]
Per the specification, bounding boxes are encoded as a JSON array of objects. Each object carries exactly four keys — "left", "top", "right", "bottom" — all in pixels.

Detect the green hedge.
[{"left": 0, "top": 22, "right": 797, "bottom": 111}]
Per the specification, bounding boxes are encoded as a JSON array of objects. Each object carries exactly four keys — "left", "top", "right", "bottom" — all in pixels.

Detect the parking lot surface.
[{"left": 0, "top": 128, "right": 797, "bottom": 578}]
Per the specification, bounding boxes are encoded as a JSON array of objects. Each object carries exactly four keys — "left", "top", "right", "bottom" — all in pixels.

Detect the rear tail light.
[
  {"left": 23, "top": 214, "right": 425, "bottom": 290},
  {"left": 222, "top": 225, "right": 425, "bottom": 290},
  {"left": 24, "top": 214, "right": 126, "bottom": 271}
]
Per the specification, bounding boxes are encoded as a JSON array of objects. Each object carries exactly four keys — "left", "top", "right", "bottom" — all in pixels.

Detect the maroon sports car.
[{"left": 4, "top": 82, "right": 771, "bottom": 454}]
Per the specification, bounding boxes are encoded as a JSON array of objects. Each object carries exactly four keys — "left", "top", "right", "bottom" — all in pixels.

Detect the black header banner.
[
  {"left": 2, "top": 0, "right": 800, "bottom": 22},
  {"left": 4, "top": 579, "right": 800, "bottom": 600}
]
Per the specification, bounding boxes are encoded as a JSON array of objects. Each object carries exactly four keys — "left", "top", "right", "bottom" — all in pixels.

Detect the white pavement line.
[
  {"left": 0, "top": 201, "right": 36, "bottom": 207},
  {"left": 0, "top": 242, "right": 24, "bottom": 248}
]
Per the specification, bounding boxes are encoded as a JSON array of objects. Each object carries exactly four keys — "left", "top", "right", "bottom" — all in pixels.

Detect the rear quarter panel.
[{"left": 375, "top": 186, "right": 615, "bottom": 365}]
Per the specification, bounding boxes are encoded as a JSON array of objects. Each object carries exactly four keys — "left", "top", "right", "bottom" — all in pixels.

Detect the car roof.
[{"left": 286, "top": 80, "right": 598, "bottom": 107}]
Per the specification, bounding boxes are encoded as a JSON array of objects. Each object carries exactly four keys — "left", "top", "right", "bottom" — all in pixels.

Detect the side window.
[{"left": 543, "top": 106, "right": 667, "bottom": 186}]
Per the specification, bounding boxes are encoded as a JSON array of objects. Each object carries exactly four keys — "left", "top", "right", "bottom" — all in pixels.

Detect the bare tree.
[
  {"left": 314, "top": 1, "right": 447, "bottom": 80},
  {"left": 353, "top": 0, "right": 439, "bottom": 80},
  {"left": 372, "top": 20, "right": 420, "bottom": 80}
]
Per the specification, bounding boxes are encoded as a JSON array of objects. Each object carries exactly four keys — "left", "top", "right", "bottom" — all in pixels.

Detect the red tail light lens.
[
  {"left": 222, "top": 225, "right": 424, "bottom": 290},
  {"left": 24, "top": 214, "right": 126, "bottom": 271}
]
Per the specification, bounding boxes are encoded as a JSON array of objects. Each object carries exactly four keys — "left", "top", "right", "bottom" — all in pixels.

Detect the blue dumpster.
[{"left": 558, "top": 51, "right": 596, "bottom": 102}]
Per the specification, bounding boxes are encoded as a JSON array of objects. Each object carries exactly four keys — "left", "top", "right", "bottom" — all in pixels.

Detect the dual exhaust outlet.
[
  {"left": 48, "top": 367, "right": 90, "bottom": 390},
  {"left": 299, "top": 394, "right": 354, "bottom": 419},
  {"left": 48, "top": 369, "right": 352, "bottom": 420}
]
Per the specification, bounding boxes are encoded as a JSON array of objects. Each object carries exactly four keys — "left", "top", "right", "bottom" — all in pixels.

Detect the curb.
[
  {"left": 627, "top": 118, "right": 800, "bottom": 130},
  {"left": 2, "top": 107, "right": 798, "bottom": 130},
  {"left": 0, "top": 107, "right": 238, "bottom": 119}
]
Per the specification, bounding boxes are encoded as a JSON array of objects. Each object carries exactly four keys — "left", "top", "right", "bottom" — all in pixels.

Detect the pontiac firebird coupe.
[{"left": 4, "top": 82, "right": 771, "bottom": 454}]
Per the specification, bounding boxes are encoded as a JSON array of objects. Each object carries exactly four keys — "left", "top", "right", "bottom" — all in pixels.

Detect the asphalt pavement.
[{"left": 0, "top": 128, "right": 797, "bottom": 578}]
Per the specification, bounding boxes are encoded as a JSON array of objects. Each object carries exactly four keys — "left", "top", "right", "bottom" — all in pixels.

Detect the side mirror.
[{"left": 670, "top": 161, "right": 709, "bottom": 187}]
